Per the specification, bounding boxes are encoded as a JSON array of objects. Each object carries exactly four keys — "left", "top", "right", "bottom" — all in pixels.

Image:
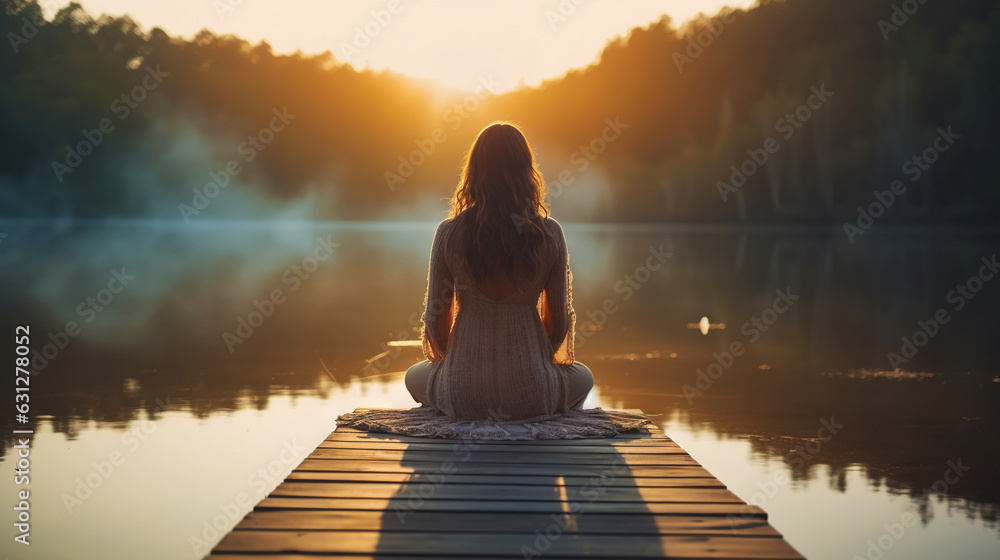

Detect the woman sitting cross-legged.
[
  {"left": 403, "top": 122, "right": 594, "bottom": 422},
  {"left": 337, "top": 122, "right": 649, "bottom": 439}
]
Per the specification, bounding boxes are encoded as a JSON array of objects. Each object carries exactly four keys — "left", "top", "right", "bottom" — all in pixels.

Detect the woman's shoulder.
[
  {"left": 435, "top": 216, "right": 455, "bottom": 234},
  {"left": 429, "top": 217, "right": 455, "bottom": 251},
  {"left": 543, "top": 216, "right": 565, "bottom": 236}
]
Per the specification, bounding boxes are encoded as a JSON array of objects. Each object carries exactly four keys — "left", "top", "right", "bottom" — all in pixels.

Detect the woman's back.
[
  {"left": 339, "top": 122, "right": 630, "bottom": 438},
  {"left": 420, "top": 216, "right": 578, "bottom": 420}
]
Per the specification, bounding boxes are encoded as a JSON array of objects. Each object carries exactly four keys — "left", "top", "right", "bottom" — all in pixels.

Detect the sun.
[{"left": 61, "top": 0, "right": 755, "bottom": 91}]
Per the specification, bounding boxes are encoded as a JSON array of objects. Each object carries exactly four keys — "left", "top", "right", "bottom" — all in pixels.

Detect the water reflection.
[{"left": 0, "top": 221, "right": 998, "bottom": 556}]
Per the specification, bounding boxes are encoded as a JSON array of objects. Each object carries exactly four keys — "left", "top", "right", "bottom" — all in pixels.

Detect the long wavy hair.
[{"left": 447, "top": 122, "right": 553, "bottom": 285}]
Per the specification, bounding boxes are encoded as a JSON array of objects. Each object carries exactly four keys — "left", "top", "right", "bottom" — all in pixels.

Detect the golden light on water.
[
  {"left": 686, "top": 316, "right": 726, "bottom": 335},
  {"left": 387, "top": 340, "right": 423, "bottom": 347}
]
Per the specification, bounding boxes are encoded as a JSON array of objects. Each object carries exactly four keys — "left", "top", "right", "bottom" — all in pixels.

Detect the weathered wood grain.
[{"left": 209, "top": 408, "right": 803, "bottom": 559}]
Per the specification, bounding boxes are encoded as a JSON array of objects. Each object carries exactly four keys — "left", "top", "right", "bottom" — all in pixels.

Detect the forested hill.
[{"left": 2, "top": 0, "right": 998, "bottom": 223}]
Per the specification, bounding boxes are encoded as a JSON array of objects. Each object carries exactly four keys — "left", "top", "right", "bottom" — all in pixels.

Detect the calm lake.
[{"left": 1, "top": 220, "right": 998, "bottom": 560}]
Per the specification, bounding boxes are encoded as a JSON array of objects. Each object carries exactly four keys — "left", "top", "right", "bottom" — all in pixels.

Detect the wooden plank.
[
  {"left": 294, "top": 459, "right": 711, "bottom": 478},
  {"left": 210, "top": 556, "right": 487, "bottom": 560},
  {"left": 336, "top": 419, "right": 665, "bottom": 437},
  {"left": 209, "top": 556, "right": 506, "bottom": 560},
  {"left": 255, "top": 497, "right": 767, "bottom": 517},
  {"left": 269, "top": 481, "right": 743, "bottom": 503},
  {"left": 317, "top": 441, "right": 685, "bottom": 453},
  {"left": 324, "top": 431, "right": 677, "bottom": 445},
  {"left": 208, "top": 556, "right": 521, "bottom": 560},
  {"left": 344, "top": 408, "right": 662, "bottom": 430},
  {"left": 232, "top": 510, "right": 780, "bottom": 536},
  {"left": 332, "top": 427, "right": 667, "bottom": 440},
  {"left": 305, "top": 448, "right": 700, "bottom": 466},
  {"left": 284, "top": 471, "right": 726, "bottom": 487},
  {"left": 213, "top": 530, "right": 803, "bottom": 559},
  {"left": 210, "top": 408, "right": 803, "bottom": 560},
  {"left": 337, "top": 420, "right": 663, "bottom": 439}
]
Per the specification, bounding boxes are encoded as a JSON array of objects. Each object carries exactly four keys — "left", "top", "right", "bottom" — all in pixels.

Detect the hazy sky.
[{"left": 55, "top": 0, "right": 754, "bottom": 91}]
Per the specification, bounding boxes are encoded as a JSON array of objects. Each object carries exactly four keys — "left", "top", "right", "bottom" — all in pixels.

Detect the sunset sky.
[{"left": 56, "top": 0, "right": 755, "bottom": 91}]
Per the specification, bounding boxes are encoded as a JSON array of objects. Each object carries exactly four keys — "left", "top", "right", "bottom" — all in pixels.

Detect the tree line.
[{"left": 1, "top": 0, "right": 998, "bottom": 223}]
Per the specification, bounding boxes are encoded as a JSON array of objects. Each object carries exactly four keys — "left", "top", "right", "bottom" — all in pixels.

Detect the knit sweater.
[{"left": 420, "top": 216, "right": 577, "bottom": 421}]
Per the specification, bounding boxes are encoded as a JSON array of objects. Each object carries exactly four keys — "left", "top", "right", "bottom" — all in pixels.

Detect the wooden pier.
[{"left": 209, "top": 408, "right": 804, "bottom": 559}]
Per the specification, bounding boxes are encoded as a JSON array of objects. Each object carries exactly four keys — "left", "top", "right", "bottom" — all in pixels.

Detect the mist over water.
[{"left": 1, "top": 218, "right": 998, "bottom": 558}]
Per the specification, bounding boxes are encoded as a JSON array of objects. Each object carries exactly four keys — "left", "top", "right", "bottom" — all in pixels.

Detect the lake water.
[{"left": 0, "top": 220, "right": 998, "bottom": 559}]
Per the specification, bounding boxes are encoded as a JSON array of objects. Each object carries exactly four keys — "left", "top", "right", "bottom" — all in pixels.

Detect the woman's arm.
[
  {"left": 539, "top": 219, "right": 576, "bottom": 364},
  {"left": 421, "top": 219, "right": 456, "bottom": 362}
]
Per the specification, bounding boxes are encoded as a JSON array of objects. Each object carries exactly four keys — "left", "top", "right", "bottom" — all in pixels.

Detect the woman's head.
[
  {"left": 450, "top": 122, "right": 547, "bottom": 218},
  {"left": 448, "top": 122, "right": 552, "bottom": 284}
]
